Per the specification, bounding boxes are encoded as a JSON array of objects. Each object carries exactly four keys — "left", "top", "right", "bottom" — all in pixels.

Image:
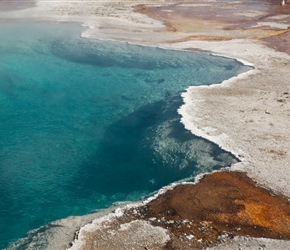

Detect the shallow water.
[{"left": 0, "top": 20, "right": 250, "bottom": 248}]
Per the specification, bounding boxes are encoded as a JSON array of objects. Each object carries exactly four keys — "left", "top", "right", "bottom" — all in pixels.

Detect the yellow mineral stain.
[{"left": 236, "top": 200, "right": 290, "bottom": 235}]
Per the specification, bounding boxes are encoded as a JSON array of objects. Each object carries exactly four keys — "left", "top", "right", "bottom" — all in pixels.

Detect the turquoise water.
[{"left": 0, "top": 21, "right": 249, "bottom": 248}]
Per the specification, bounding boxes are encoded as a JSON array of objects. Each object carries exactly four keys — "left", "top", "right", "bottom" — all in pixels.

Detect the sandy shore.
[{"left": 1, "top": 0, "right": 290, "bottom": 249}]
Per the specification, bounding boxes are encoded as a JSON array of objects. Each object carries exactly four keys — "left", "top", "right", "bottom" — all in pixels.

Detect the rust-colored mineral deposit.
[
  {"left": 75, "top": 172, "right": 290, "bottom": 249},
  {"left": 139, "top": 171, "right": 290, "bottom": 248}
]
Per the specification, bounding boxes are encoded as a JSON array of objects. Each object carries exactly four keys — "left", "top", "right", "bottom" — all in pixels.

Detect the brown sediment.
[
  {"left": 168, "top": 35, "right": 232, "bottom": 43},
  {"left": 140, "top": 171, "right": 290, "bottom": 248},
  {"left": 135, "top": 1, "right": 290, "bottom": 54},
  {"left": 264, "top": 30, "right": 290, "bottom": 54},
  {"left": 77, "top": 171, "right": 290, "bottom": 249}
]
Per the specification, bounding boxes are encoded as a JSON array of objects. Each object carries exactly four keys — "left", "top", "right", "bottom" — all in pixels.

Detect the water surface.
[{"left": 0, "top": 21, "right": 250, "bottom": 248}]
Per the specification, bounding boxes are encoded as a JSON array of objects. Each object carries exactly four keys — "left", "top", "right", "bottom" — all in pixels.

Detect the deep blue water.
[{"left": 0, "top": 21, "right": 249, "bottom": 248}]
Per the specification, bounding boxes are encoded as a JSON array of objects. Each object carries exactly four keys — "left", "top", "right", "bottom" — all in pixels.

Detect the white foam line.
[
  {"left": 178, "top": 73, "right": 255, "bottom": 160},
  {"left": 174, "top": 49, "right": 256, "bottom": 162}
]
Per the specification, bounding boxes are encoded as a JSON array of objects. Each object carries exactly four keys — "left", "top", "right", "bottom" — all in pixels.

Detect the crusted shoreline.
[
  {"left": 69, "top": 171, "right": 290, "bottom": 250},
  {"left": 1, "top": 0, "right": 290, "bottom": 249}
]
